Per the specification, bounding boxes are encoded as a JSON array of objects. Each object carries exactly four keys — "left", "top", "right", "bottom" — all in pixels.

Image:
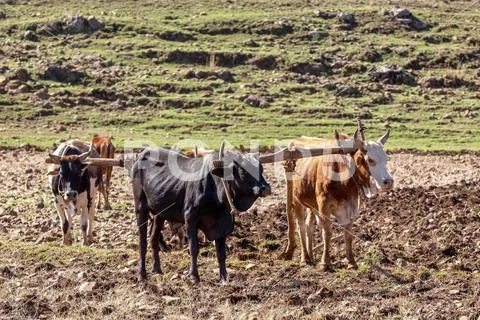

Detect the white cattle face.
[{"left": 364, "top": 131, "right": 394, "bottom": 193}]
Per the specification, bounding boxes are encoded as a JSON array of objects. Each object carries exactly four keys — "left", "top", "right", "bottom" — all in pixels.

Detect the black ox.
[
  {"left": 47, "top": 140, "right": 101, "bottom": 245},
  {"left": 131, "top": 143, "right": 271, "bottom": 281}
]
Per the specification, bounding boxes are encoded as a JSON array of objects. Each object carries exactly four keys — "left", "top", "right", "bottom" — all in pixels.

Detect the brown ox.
[
  {"left": 281, "top": 130, "right": 393, "bottom": 270},
  {"left": 91, "top": 135, "right": 115, "bottom": 210}
]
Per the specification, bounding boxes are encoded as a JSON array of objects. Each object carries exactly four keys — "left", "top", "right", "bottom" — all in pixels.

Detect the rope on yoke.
[{"left": 221, "top": 178, "right": 239, "bottom": 216}]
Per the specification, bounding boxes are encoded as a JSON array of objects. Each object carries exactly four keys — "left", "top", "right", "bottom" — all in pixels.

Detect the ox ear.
[
  {"left": 47, "top": 153, "right": 61, "bottom": 164},
  {"left": 211, "top": 160, "right": 234, "bottom": 178},
  {"left": 353, "top": 129, "right": 366, "bottom": 152},
  {"left": 211, "top": 159, "right": 225, "bottom": 177},
  {"left": 377, "top": 130, "right": 390, "bottom": 145},
  {"left": 47, "top": 169, "right": 59, "bottom": 176}
]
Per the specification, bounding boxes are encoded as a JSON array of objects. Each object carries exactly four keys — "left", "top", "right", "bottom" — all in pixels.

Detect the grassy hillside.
[{"left": 0, "top": 0, "right": 479, "bottom": 150}]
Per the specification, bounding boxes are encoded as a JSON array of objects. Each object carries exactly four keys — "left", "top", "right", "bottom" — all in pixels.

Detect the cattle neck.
[{"left": 351, "top": 149, "right": 373, "bottom": 198}]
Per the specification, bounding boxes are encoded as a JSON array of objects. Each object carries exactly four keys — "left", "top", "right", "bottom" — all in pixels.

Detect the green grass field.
[{"left": 0, "top": 0, "right": 479, "bottom": 151}]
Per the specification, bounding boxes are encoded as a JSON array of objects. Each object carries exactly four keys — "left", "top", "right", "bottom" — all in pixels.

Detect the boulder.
[
  {"left": 288, "top": 62, "right": 330, "bottom": 76},
  {"left": 335, "top": 85, "right": 361, "bottom": 97},
  {"left": 14, "top": 68, "right": 31, "bottom": 82},
  {"left": 338, "top": 12, "right": 356, "bottom": 25},
  {"left": 38, "top": 21, "right": 64, "bottom": 36},
  {"left": 369, "top": 65, "right": 416, "bottom": 86},
  {"left": 42, "top": 64, "right": 86, "bottom": 84},
  {"left": 243, "top": 94, "right": 270, "bottom": 108},
  {"left": 87, "top": 16, "right": 104, "bottom": 31},
  {"left": 66, "top": 15, "right": 86, "bottom": 34},
  {"left": 23, "top": 30, "right": 38, "bottom": 41},
  {"left": 390, "top": 8, "right": 430, "bottom": 31},
  {"left": 247, "top": 55, "right": 278, "bottom": 70},
  {"left": 34, "top": 88, "right": 49, "bottom": 100},
  {"left": 308, "top": 30, "right": 329, "bottom": 40}
]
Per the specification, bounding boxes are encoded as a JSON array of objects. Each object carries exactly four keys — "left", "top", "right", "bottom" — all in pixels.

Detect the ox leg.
[
  {"left": 215, "top": 237, "right": 228, "bottom": 282},
  {"left": 78, "top": 192, "right": 89, "bottom": 246},
  {"left": 186, "top": 221, "right": 200, "bottom": 282},
  {"left": 103, "top": 167, "right": 112, "bottom": 210},
  {"left": 344, "top": 222, "right": 357, "bottom": 269},
  {"left": 280, "top": 185, "right": 297, "bottom": 260},
  {"left": 296, "top": 205, "right": 312, "bottom": 264},
  {"left": 150, "top": 215, "right": 162, "bottom": 274},
  {"left": 87, "top": 181, "right": 97, "bottom": 245},
  {"left": 96, "top": 181, "right": 103, "bottom": 209},
  {"left": 55, "top": 196, "right": 72, "bottom": 245},
  {"left": 305, "top": 208, "right": 316, "bottom": 263},
  {"left": 134, "top": 189, "right": 149, "bottom": 281},
  {"left": 319, "top": 215, "right": 332, "bottom": 272}
]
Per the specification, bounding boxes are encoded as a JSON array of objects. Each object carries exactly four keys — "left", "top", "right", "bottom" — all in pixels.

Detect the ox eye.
[{"left": 367, "top": 158, "right": 376, "bottom": 165}]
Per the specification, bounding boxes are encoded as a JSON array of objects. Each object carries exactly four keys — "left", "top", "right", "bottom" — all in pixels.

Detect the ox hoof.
[
  {"left": 62, "top": 237, "right": 72, "bottom": 246},
  {"left": 219, "top": 273, "right": 229, "bottom": 283},
  {"left": 138, "top": 271, "right": 148, "bottom": 282},
  {"left": 347, "top": 262, "right": 358, "bottom": 270},
  {"left": 279, "top": 248, "right": 295, "bottom": 260},
  {"left": 152, "top": 266, "right": 162, "bottom": 275},
  {"left": 319, "top": 263, "right": 331, "bottom": 272},
  {"left": 302, "top": 258, "right": 315, "bottom": 266},
  {"left": 188, "top": 272, "right": 200, "bottom": 283},
  {"left": 104, "top": 204, "right": 112, "bottom": 210},
  {"left": 83, "top": 237, "right": 94, "bottom": 246}
]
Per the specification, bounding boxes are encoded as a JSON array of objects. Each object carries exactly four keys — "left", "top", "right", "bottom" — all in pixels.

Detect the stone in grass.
[
  {"left": 79, "top": 281, "right": 97, "bottom": 293},
  {"left": 23, "top": 30, "right": 38, "bottom": 41},
  {"left": 87, "top": 16, "right": 104, "bottom": 31}
]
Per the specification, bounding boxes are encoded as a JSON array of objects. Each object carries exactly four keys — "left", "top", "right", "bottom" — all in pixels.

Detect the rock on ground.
[
  {"left": 23, "top": 30, "right": 38, "bottom": 41},
  {"left": 369, "top": 65, "right": 416, "bottom": 86},
  {"left": 243, "top": 94, "right": 271, "bottom": 108},
  {"left": 41, "top": 64, "right": 87, "bottom": 84},
  {"left": 390, "top": 8, "right": 430, "bottom": 31},
  {"left": 335, "top": 85, "right": 361, "bottom": 97},
  {"left": 66, "top": 15, "right": 86, "bottom": 34},
  {"left": 87, "top": 15, "right": 104, "bottom": 31},
  {"left": 288, "top": 62, "right": 330, "bottom": 76},
  {"left": 247, "top": 55, "right": 278, "bottom": 70}
]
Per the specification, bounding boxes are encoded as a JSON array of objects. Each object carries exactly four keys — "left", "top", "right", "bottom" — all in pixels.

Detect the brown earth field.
[{"left": 0, "top": 148, "right": 479, "bottom": 319}]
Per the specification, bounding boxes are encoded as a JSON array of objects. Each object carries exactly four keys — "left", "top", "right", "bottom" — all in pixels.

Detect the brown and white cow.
[
  {"left": 91, "top": 135, "right": 115, "bottom": 210},
  {"left": 281, "top": 129, "right": 393, "bottom": 270}
]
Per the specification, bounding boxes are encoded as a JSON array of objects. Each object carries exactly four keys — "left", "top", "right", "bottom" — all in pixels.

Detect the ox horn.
[
  {"left": 357, "top": 117, "right": 366, "bottom": 141},
  {"left": 219, "top": 141, "right": 225, "bottom": 160},
  {"left": 334, "top": 129, "right": 340, "bottom": 141},
  {"left": 354, "top": 129, "right": 366, "bottom": 152},
  {"left": 377, "top": 130, "right": 390, "bottom": 145},
  {"left": 79, "top": 145, "right": 93, "bottom": 163}
]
